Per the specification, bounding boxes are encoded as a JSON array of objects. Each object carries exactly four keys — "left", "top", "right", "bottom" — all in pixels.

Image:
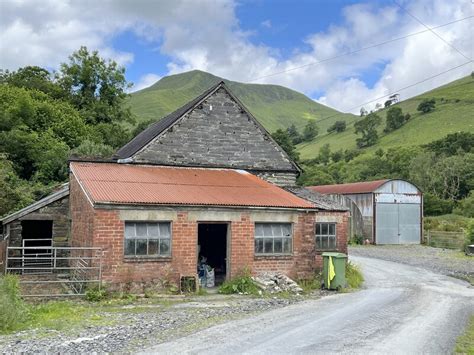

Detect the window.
[
  {"left": 254, "top": 223, "right": 292, "bottom": 255},
  {"left": 315, "top": 223, "right": 336, "bottom": 250},
  {"left": 124, "top": 222, "right": 171, "bottom": 257}
]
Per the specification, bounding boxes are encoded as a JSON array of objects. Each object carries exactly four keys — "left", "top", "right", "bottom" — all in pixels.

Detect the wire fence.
[{"left": 423, "top": 230, "right": 466, "bottom": 250}]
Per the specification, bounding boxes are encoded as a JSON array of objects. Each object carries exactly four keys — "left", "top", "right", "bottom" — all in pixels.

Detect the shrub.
[
  {"left": 454, "top": 192, "right": 474, "bottom": 218},
  {"left": 219, "top": 272, "right": 260, "bottom": 295},
  {"left": 345, "top": 262, "right": 364, "bottom": 289},
  {"left": 417, "top": 98, "right": 436, "bottom": 113},
  {"left": 0, "top": 275, "right": 28, "bottom": 332},
  {"left": 85, "top": 286, "right": 108, "bottom": 302}
]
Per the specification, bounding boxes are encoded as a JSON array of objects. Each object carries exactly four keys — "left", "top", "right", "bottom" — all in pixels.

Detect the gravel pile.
[
  {"left": 0, "top": 295, "right": 313, "bottom": 353},
  {"left": 349, "top": 245, "right": 474, "bottom": 282}
]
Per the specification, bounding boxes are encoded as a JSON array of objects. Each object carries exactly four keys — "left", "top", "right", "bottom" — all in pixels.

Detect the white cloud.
[
  {"left": 261, "top": 20, "right": 272, "bottom": 28},
  {"left": 131, "top": 73, "right": 162, "bottom": 92},
  {"left": 0, "top": 0, "right": 472, "bottom": 113}
]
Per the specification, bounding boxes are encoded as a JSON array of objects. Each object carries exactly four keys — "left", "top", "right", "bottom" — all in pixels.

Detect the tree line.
[{"left": 0, "top": 47, "right": 136, "bottom": 217}]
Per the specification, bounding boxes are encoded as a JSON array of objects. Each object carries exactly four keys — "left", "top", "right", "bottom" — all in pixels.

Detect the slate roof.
[
  {"left": 1, "top": 184, "right": 69, "bottom": 225},
  {"left": 115, "top": 81, "right": 223, "bottom": 160},
  {"left": 285, "top": 186, "right": 348, "bottom": 211},
  {"left": 70, "top": 162, "right": 316, "bottom": 210},
  {"left": 308, "top": 180, "right": 390, "bottom": 194}
]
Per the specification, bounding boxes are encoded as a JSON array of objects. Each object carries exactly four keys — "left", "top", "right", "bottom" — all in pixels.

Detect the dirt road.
[{"left": 143, "top": 256, "right": 474, "bottom": 354}]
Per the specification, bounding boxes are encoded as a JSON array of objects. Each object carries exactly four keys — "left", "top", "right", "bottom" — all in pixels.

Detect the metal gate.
[
  {"left": 5, "top": 245, "right": 102, "bottom": 297},
  {"left": 376, "top": 203, "right": 420, "bottom": 244}
]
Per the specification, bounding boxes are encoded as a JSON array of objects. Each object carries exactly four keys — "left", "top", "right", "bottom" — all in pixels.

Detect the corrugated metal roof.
[
  {"left": 308, "top": 180, "right": 389, "bottom": 194},
  {"left": 70, "top": 162, "right": 316, "bottom": 209},
  {"left": 284, "top": 187, "right": 348, "bottom": 211}
]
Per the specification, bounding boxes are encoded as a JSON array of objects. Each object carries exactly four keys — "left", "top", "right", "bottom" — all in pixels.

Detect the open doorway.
[
  {"left": 198, "top": 223, "right": 228, "bottom": 286},
  {"left": 21, "top": 220, "right": 53, "bottom": 253}
]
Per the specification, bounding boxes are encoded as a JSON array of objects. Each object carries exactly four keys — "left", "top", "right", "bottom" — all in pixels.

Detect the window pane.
[
  {"left": 283, "top": 238, "right": 292, "bottom": 253},
  {"left": 148, "top": 223, "right": 159, "bottom": 237},
  {"left": 316, "top": 223, "right": 321, "bottom": 235},
  {"left": 321, "top": 237, "right": 328, "bottom": 249},
  {"left": 159, "top": 223, "right": 171, "bottom": 238},
  {"left": 263, "top": 224, "right": 273, "bottom": 237},
  {"left": 124, "top": 239, "right": 135, "bottom": 255},
  {"left": 136, "top": 224, "right": 147, "bottom": 237},
  {"left": 321, "top": 223, "right": 328, "bottom": 235},
  {"left": 264, "top": 238, "right": 273, "bottom": 253},
  {"left": 160, "top": 239, "right": 170, "bottom": 255},
  {"left": 148, "top": 240, "right": 159, "bottom": 255},
  {"left": 255, "top": 224, "right": 264, "bottom": 237},
  {"left": 255, "top": 238, "right": 264, "bottom": 254},
  {"left": 329, "top": 236, "right": 337, "bottom": 249},
  {"left": 271, "top": 224, "right": 282, "bottom": 237},
  {"left": 329, "top": 223, "right": 335, "bottom": 236},
  {"left": 281, "top": 224, "right": 291, "bottom": 237},
  {"left": 125, "top": 223, "right": 135, "bottom": 238},
  {"left": 136, "top": 239, "right": 147, "bottom": 255},
  {"left": 273, "top": 238, "right": 282, "bottom": 253}
]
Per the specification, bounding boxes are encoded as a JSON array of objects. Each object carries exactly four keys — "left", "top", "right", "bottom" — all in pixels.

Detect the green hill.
[
  {"left": 298, "top": 75, "right": 474, "bottom": 159},
  {"left": 129, "top": 70, "right": 355, "bottom": 133}
]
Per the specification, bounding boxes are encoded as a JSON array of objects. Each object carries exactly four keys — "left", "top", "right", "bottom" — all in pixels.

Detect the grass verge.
[{"left": 455, "top": 315, "right": 474, "bottom": 354}]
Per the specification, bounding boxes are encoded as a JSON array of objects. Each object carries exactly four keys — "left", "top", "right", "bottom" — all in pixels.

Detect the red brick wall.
[{"left": 69, "top": 176, "right": 350, "bottom": 287}]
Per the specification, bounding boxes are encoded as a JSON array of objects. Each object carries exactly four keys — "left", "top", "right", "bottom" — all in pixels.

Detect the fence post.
[{"left": 53, "top": 248, "right": 57, "bottom": 271}]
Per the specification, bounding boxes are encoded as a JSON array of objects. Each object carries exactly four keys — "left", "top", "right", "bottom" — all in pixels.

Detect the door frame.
[{"left": 196, "top": 221, "right": 230, "bottom": 281}]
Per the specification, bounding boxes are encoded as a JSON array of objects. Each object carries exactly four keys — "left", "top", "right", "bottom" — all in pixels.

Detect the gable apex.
[{"left": 115, "top": 80, "right": 300, "bottom": 173}]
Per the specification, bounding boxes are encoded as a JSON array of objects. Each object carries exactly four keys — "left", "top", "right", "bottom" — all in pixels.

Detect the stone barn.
[{"left": 309, "top": 179, "right": 423, "bottom": 244}]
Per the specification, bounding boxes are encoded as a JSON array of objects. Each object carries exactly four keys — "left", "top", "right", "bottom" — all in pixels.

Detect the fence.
[
  {"left": 5, "top": 244, "right": 102, "bottom": 297},
  {"left": 424, "top": 230, "right": 466, "bottom": 250}
]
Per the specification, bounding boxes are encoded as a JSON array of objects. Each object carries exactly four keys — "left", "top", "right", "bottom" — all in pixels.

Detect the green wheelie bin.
[{"left": 322, "top": 252, "right": 347, "bottom": 290}]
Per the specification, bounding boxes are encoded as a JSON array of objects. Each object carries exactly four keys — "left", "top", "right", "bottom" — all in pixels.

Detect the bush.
[
  {"left": 423, "top": 193, "right": 454, "bottom": 216},
  {"left": 348, "top": 235, "right": 364, "bottom": 245},
  {"left": 454, "top": 192, "right": 474, "bottom": 218},
  {"left": 85, "top": 286, "right": 108, "bottom": 302},
  {"left": 0, "top": 275, "right": 28, "bottom": 332},
  {"left": 417, "top": 98, "right": 436, "bottom": 113},
  {"left": 345, "top": 262, "right": 364, "bottom": 289},
  {"left": 219, "top": 273, "right": 260, "bottom": 295}
]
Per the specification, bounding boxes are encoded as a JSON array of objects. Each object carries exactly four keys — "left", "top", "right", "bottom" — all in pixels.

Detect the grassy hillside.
[
  {"left": 129, "top": 70, "right": 355, "bottom": 133},
  {"left": 298, "top": 75, "right": 474, "bottom": 159}
]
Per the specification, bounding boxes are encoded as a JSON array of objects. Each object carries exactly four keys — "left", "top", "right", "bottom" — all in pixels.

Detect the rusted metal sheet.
[
  {"left": 375, "top": 193, "right": 421, "bottom": 204},
  {"left": 70, "top": 162, "right": 316, "bottom": 209}
]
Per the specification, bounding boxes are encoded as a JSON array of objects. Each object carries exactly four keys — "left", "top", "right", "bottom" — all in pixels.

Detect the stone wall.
[
  {"left": 254, "top": 171, "right": 298, "bottom": 187},
  {"left": 7, "top": 196, "right": 70, "bottom": 248},
  {"left": 132, "top": 87, "right": 297, "bottom": 175}
]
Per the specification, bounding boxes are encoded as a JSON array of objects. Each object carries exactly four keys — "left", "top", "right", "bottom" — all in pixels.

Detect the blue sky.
[{"left": 1, "top": 0, "right": 472, "bottom": 112}]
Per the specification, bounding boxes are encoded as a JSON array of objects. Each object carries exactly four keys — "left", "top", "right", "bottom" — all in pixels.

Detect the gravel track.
[
  {"left": 145, "top": 256, "right": 474, "bottom": 354},
  {"left": 349, "top": 245, "right": 473, "bottom": 282},
  {"left": 0, "top": 294, "right": 319, "bottom": 353}
]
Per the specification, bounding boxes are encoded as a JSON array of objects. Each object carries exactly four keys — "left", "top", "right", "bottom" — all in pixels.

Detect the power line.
[
  {"left": 393, "top": 0, "right": 472, "bottom": 62},
  {"left": 294, "top": 61, "right": 472, "bottom": 133},
  {"left": 248, "top": 15, "right": 473, "bottom": 83}
]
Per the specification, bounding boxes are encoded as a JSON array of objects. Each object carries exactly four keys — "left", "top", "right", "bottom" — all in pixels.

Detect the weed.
[
  {"left": 345, "top": 261, "right": 364, "bottom": 290},
  {"left": 195, "top": 287, "right": 208, "bottom": 296},
  {"left": 455, "top": 315, "right": 474, "bottom": 354},
  {"left": 85, "top": 286, "right": 108, "bottom": 302},
  {"left": 298, "top": 275, "right": 322, "bottom": 294},
  {"left": 0, "top": 275, "right": 28, "bottom": 332},
  {"left": 219, "top": 271, "right": 260, "bottom": 295}
]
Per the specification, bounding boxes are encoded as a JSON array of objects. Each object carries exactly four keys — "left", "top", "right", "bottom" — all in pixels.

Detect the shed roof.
[
  {"left": 284, "top": 187, "right": 348, "bottom": 211},
  {"left": 70, "top": 162, "right": 316, "bottom": 210},
  {"left": 308, "top": 180, "right": 390, "bottom": 195},
  {"left": 1, "top": 184, "right": 69, "bottom": 225}
]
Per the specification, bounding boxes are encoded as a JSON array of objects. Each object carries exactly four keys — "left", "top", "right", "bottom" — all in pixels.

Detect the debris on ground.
[{"left": 253, "top": 272, "right": 303, "bottom": 294}]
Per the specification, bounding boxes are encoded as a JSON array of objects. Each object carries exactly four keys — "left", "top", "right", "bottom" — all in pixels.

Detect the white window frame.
[
  {"left": 315, "top": 222, "right": 337, "bottom": 250},
  {"left": 254, "top": 222, "right": 293, "bottom": 255},
  {"left": 124, "top": 221, "right": 172, "bottom": 257}
]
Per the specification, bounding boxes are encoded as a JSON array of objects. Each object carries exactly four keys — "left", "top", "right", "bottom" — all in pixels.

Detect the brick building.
[{"left": 2, "top": 81, "right": 349, "bottom": 288}]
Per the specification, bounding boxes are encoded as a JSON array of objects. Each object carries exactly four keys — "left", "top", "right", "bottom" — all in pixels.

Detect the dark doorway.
[
  {"left": 198, "top": 223, "right": 228, "bottom": 285},
  {"left": 21, "top": 220, "right": 53, "bottom": 254}
]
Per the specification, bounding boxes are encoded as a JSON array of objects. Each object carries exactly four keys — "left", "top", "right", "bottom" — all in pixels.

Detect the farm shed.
[
  {"left": 70, "top": 162, "right": 350, "bottom": 288},
  {"left": 0, "top": 184, "right": 70, "bottom": 268},
  {"left": 309, "top": 179, "right": 423, "bottom": 244}
]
